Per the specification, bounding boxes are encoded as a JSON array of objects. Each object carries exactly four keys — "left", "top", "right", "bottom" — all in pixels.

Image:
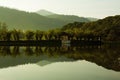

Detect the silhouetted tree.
[
  {"left": 25, "top": 31, "right": 34, "bottom": 40},
  {"left": 11, "top": 29, "right": 23, "bottom": 41},
  {"left": 35, "top": 30, "right": 44, "bottom": 40}
]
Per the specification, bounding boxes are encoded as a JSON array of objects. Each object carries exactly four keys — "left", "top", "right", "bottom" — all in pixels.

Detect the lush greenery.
[
  {"left": 0, "top": 8, "right": 120, "bottom": 41},
  {"left": 61, "top": 15, "right": 120, "bottom": 41},
  {"left": 47, "top": 15, "right": 90, "bottom": 22},
  {"left": 0, "top": 7, "right": 68, "bottom": 30},
  {"left": 0, "top": 7, "right": 94, "bottom": 31},
  {"left": 0, "top": 23, "right": 100, "bottom": 41}
]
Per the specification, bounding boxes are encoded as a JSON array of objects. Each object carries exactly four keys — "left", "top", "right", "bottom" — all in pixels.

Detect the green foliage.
[
  {"left": 0, "top": 7, "right": 65, "bottom": 30},
  {"left": 47, "top": 14, "right": 90, "bottom": 22},
  {"left": 0, "top": 22, "right": 9, "bottom": 41},
  {"left": 11, "top": 29, "right": 23, "bottom": 41},
  {"left": 0, "top": 15, "right": 119, "bottom": 41},
  {"left": 35, "top": 30, "right": 44, "bottom": 40},
  {"left": 62, "top": 22, "right": 85, "bottom": 30},
  {"left": 61, "top": 15, "right": 120, "bottom": 41},
  {"left": 37, "top": 10, "right": 96, "bottom": 22},
  {"left": 25, "top": 31, "right": 34, "bottom": 40},
  {"left": 0, "top": 7, "right": 92, "bottom": 31}
]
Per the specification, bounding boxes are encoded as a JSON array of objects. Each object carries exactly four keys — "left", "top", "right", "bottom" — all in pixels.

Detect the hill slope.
[
  {"left": 0, "top": 7, "right": 94, "bottom": 31},
  {"left": 36, "top": 10, "right": 96, "bottom": 22},
  {"left": 0, "top": 7, "right": 70, "bottom": 30},
  {"left": 62, "top": 15, "right": 120, "bottom": 41},
  {"left": 36, "top": 9, "right": 56, "bottom": 16},
  {"left": 47, "top": 14, "right": 90, "bottom": 22}
]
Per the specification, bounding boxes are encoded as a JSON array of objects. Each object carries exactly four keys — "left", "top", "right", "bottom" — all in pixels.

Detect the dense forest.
[
  {"left": 62, "top": 15, "right": 120, "bottom": 41},
  {"left": 0, "top": 15, "right": 119, "bottom": 41}
]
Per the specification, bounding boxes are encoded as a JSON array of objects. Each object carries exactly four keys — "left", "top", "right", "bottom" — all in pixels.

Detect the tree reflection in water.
[
  {"left": 0, "top": 44, "right": 119, "bottom": 71},
  {"left": 0, "top": 46, "right": 11, "bottom": 56},
  {"left": 12, "top": 46, "right": 20, "bottom": 57},
  {"left": 25, "top": 46, "right": 34, "bottom": 56}
]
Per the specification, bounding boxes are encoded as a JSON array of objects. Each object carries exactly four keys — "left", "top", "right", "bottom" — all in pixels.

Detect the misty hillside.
[
  {"left": 47, "top": 14, "right": 90, "bottom": 22},
  {"left": 36, "top": 9, "right": 56, "bottom": 16},
  {"left": 36, "top": 9, "right": 97, "bottom": 22},
  {"left": 0, "top": 7, "right": 94, "bottom": 31},
  {"left": 86, "top": 17, "right": 98, "bottom": 21},
  {"left": 0, "top": 7, "right": 68, "bottom": 30}
]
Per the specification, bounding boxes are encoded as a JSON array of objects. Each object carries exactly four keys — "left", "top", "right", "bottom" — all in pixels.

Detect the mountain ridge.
[
  {"left": 62, "top": 15, "right": 120, "bottom": 41},
  {"left": 36, "top": 9, "right": 98, "bottom": 22},
  {"left": 0, "top": 7, "right": 68, "bottom": 30},
  {"left": 36, "top": 9, "right": 56, "bottom": 16},
  {"left": 0, "top": 7, "right": 97, "bottom": 31}
]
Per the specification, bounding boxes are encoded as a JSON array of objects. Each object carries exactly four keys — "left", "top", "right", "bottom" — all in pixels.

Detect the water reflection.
[{"left": 0, "top": 44, "right": 120, "bottom": 71}]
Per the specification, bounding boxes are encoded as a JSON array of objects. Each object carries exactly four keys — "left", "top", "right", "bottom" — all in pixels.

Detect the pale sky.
[{"left": 0, "top": 0, "right": 120, "bottom": 18}]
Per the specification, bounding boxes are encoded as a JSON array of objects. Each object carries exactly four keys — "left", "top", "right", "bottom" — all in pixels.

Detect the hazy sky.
[{"left": 0, "top": 0, "right": 120, "bottom": 18}]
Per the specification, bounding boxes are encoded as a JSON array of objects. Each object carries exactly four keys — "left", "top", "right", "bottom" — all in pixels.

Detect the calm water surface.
[{"left": 0, "top": 44, "right": 120, "bottom": 80}]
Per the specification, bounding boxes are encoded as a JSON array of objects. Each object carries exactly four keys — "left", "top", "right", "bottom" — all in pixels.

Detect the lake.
[{"left": 0, "top": 44, "right": 120, "bottom": 80}]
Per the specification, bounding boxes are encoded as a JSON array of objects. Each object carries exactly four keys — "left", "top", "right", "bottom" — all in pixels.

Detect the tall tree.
[
  {"left": 35, "top": 30, "right": 44, "bottom": 40},
  {"left": 25, "top": 31, "right": 34, "bottom": 40},
  {"left": 11, "top": 29, "right": 23, "bottom": 41}
]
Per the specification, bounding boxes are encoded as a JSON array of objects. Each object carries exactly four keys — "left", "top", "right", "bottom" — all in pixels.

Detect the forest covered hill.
[
  {"left": 0, "top": 7, "right": 94, "bottom": 30},
  {"left": 0, "top": 7, "right": 119, "bottom": 41},
  {"left": 62, "top": 15, "right": 120, "bottom": 41}
]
